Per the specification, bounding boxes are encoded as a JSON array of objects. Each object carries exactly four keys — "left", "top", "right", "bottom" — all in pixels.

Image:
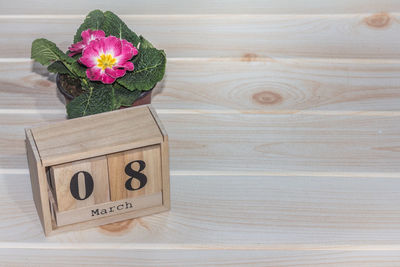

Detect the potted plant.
[{"left": 31, "top": 10, "right": 166, "bottom": 119}]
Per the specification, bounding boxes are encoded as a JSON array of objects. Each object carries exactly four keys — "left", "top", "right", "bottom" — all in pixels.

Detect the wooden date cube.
[
  {"left": 108, "top": 145, "right": 162, "bottom": 201},
  {"left": 49, "top": 156, "right": 110, "bottom": 212},
  {"left": 25, "top": 105, "right": 170, "bottom": 236}
]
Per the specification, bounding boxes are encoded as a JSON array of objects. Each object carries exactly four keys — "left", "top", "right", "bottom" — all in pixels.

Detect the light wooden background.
[{"left": 1, "top": 1, "right": 400, "bottom": 266}]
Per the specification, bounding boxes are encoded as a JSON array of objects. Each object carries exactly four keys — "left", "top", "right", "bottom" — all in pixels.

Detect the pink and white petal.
[
  {"left": 105, "top": 67, "right": 126, "bottom": 78},
  {"left": 116, "top": 48, "right": 134, "bottom": 64},
  {"left": 116, "top": 61, "right": 134, "bottom": 71},
  {"left": 69, "top": 41, "right": 85, "bottom": 52},
  {"left": 80, "top": 47, "right": 100, "bottom": 67},
  {"left": 81, "top": 29, "right": 93, "bottom": 43},
  {"left": 89, "top": 38, "right": 103, "bottom": 54},
  {"left": 101, "top": 36, "right": 122, "bottom": 57},
  {"left": 132, "top": 46, "right": 138, "bottom": 56},
  {"left": 113, "top": 40, "right": 136, "bottom": 63},
  {"left": 101, "top": 73, "right": 116, "bottom": 84},
  {"left": 121, "top": 39, "right": 134, "bottom": 50},
  {"left": 121, "top": 40, "right": 138, "bottom": 56},
  {"left": 90, "top": 30, "right": 105, "bottom": 41},
  {"left": 86, "top": 67, "right": 103, "bottom": 81}
]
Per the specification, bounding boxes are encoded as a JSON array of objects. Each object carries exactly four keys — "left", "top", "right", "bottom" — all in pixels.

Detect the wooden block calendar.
[{"left": 25, "top": 105, "right": 170, "bottom": 236}]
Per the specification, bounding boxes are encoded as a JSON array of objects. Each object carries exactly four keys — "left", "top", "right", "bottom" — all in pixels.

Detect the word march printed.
[{"left": 91, "top": 201, "right": 134, "bottom": 217}]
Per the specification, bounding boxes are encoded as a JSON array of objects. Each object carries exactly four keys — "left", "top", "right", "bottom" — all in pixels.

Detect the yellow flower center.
[{"left": 97, "top": 53, "right": 117, "bottom": 70}]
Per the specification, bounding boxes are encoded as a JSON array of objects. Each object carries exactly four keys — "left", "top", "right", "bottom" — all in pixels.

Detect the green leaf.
[
  {"left": 31, "top": 38, "right": 74, "bottom": 66},
  {"left": 139, "top": 35, "right": 154, "bottom": 49},
  {"left": 112, "top": 83, "right": 141, "bottom": 108},
  {"left": 70, "top": 61, "right": 87, "bottom": 78},
  {"left": 74, "top": 10, "right": 105, "bottom": 43},
  {"left": 102, "top": 11, "right": 140, "bottom": 46},
  {"left": 47, "top": 60, "right": 86, "bottom": 78},
  {"left": 47, "top": 61, "right": 71, "bottom": 75},
  {"left": 117, "top": 48, "right": 166, "bottom": 91},
  {"left": 66, "top": 82, "right": 114, "bottom": 119}
]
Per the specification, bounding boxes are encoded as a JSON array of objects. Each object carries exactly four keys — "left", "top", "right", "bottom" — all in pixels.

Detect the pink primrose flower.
[
  {"left": 79, "top": 36, "right": 138, "bottom": 84},
  {"left": 69, "top": 29, "right": 105, "bottom": 56}
]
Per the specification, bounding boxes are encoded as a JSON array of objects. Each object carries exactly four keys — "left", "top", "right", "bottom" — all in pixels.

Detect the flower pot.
[{"left": 56, "top": 74, "right": 153, "bottom": 107}]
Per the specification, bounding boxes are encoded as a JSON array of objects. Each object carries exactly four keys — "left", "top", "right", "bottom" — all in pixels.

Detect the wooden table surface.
[{"left": 1, "top": 1, "right": 400, "bottom": 266}]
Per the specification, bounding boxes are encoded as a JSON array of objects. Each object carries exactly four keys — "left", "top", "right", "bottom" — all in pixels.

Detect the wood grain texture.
[
  {"left": 2, "top": 173, "right": 400, "bottom": 247},
  {"left": 2, "top": 60, "right": 400, "bottom": 112},
  {"left": 51, "top": 203, "right": 169, "bottom": 236},
  {"left": 2, "top": 249, "right": 400, "bottom": 267},
  {"left": 30, "top": 106, "right": 163, "bottom": 166},
  {"left": 143, "top": 105, "right": 170, "bottom": 209},
  {"left": 25, "top": 129, "right": 52, "bottom": 235},
  {"left": 108, "top": 145, "right": 162, "bottom": 201},
  {"left": 1, "top": 0, "right": 399, "bottom": 15},
  {"left": 1, "top": 14, "right": 400, "bottom": 59},
  {"left": 4, "top": 113, "right": 400, "bottom": 174},
  {"left": 54, "top": 192, "right": 162, "bottom": 226},
  {"left": 25, "top": 106, "right": 169, "bottom": 235},
  {"left": 1, "top": 1, "right": 400, "bottom": 263},
  {"left": 160, "top": 137, "right": 170, "bottom": 209},
  {"left": 50, "top": 156, "right": 110, "bottom": 212},
  {"left": 148, "top": 105, "right": 168, "bottom": 139}
]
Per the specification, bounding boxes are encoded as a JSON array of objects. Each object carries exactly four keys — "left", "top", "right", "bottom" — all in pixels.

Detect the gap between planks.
[
  {"left": 3, "top": 57, "right": 400, "bottom": 64},
  {"left": 1, "top": 0, "right": 400, "bottom": 15},
  {"left": 0, "top": 13, "right": 400, "bottom": 19},
  {"left": 2, "top": 243, "right": 400, "bottom": 251},
  {"left": 1, "top": 109, "right": 400, "bottom": 116},
  {"left": 2, "top": 169, "right": 400, "bottom": 178}
]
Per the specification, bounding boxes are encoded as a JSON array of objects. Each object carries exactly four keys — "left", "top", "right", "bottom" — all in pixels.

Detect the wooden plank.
[
  {"left": 2, "top": 249, "right": 400, "bottom": 266},
  {"left": 1, "top": 14, "right": 400, "bottom": 59},
  {"left": 2, "top": 113, "right": 400, "bottom": 174},
  {"left": 156, "top": 113, "right": 400, "bottom": 174},
  {"left": 2, "top": 173, "right": 400, "bottom": 247},
  {"left": 2, "top": 60, "right": 400, "bottom": 112},
  {"left": 1, "top": 0, "right": 399, "bottom": 15}
]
